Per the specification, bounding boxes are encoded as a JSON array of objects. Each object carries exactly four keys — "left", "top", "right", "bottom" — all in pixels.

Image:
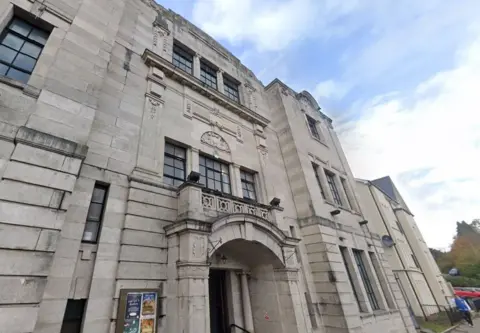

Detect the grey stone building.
[{"left": 0, "top": 0, "right": 419, "bottom": 332}]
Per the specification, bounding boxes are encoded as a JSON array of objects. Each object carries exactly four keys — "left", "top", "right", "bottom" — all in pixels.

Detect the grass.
[{"left": 420, "top": 321, "right": 452, "bottom": 333}]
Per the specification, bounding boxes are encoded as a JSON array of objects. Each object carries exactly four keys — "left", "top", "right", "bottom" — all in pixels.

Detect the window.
[
  {"left": 341, "top": 178, "right": 353, "bottom": 208},
  {"left": 172, "top": 43, "right": 193, "bottom": 74},
  {"left": 325, "top": 171, "right": 342, "bottom": 205},
  {"left": 369, "top": 252, "right": 396, "bottom": 309},
  {"left": 223, "top": 76, "right": 239, "bottom": 103},
  {"left": 200, "top": 61, "right": 217, "bottom": 89},
  {"left": 312, "top": 164, "right": 326, "bottom": 199},
  {"left": 163, "top": 143, "right": 186, "bottom": 186},
  {"left": 240, "top": 170, "right": 256, "bottom": 201},
  {"left": 0, "top": 17, "right": 49, "bottom": 83},
  {"left": 199, "top": 155, "right": 231, "bottom": 194},
  {"left": 340, "top": 247, "right": 362, "bottom": 311},
  {"left": 353, "top": 249, "right": 380, "bottom": 310},
  {"left": 82, "top": 183, "right": 108, "bottom": 243},
  {"left": 306, "top": 115, "right": 321, "bottom": 140},
  {"left": 60, "top": 299, "right": 86, "bottom": 333}
]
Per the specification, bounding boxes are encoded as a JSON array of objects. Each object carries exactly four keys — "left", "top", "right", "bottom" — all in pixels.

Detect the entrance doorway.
[{"left": 209, "top": 269, "right": 229, "bottom": 333}]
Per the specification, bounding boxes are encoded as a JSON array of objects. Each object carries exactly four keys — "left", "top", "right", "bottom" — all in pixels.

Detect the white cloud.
[
  {"left": 191, "top": 0, "right": 360, "bottom": 52},
  {"left": 339, "top": 31, "right": 480, "bottom": 249},
  {"left": 314, "top": 80, "right": 348, "bottom": 100}
]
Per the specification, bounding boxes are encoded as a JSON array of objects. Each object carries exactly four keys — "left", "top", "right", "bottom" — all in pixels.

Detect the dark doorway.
[{"left": 209, "top": 269, "right": 229, "bottom": 333}]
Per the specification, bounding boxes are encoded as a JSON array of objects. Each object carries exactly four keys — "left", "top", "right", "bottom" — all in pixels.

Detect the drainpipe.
[{"left": 368, "top": 183, "right": 427, "bottom": 320}]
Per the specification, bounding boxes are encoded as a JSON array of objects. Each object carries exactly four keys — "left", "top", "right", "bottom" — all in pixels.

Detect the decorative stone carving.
[
  {"left": 192, "top": 236, "right": 206, "bottom": 258},
  {"left": 148, "top": 97, "right": 162, "bottom": 120},
  {"left": 184, "top": 98, "right": 193, "bottom": 119},
  {"left": 236, "top": 125, "right": 243, "bottom": 143},
  {"left": 259, "top": 148, "right": 268, "bottom": 166},
  {"left": 200, "top": 131, "right": 230, "bottom": 153},
  {"left": 244, "top": 83, "right": 258, "bottom": 111},
  {"left": 281, "top": 87, "right": 289, "bottom": 96},
  {"left": 153, "top": 27, "right": 164, "bottom": 47},
  {"left": 211, "top": 107, "right": 220, "bottom": 116}
]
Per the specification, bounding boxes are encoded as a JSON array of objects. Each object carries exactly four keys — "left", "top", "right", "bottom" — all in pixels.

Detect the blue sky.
[{"left": 158, "top": 0, "right": 480, "bottom": 249}]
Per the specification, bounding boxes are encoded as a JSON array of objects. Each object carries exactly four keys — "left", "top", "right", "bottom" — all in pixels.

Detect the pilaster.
[
  {"left": 217, "top": 69, "right": 224, "bottom": 93},
  {"left": 193, "top": 53, "right": 201, "bottom": 79}
]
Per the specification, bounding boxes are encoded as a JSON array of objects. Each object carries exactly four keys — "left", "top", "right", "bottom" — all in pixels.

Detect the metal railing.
[{"left": 416, "top": 304, "right": 464, "bottom": 327}]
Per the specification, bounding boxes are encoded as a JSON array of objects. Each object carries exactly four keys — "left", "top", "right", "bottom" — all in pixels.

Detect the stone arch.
[
  {"left": 207, "top": 213, "right": 297, "bottom": 269},
  {"left": 296, "top": 90, "right": 320, "bottom": 111},
  {"left": 200, "top": 131, "right": 230, "bottom": 153}
]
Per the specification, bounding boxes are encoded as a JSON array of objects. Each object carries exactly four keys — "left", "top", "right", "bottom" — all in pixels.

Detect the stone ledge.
[
  {"left": 15, "top": 126, "right": 88, "bottom": 159},
  {"left": 0, "top": 75, "right": 41, "bottom": 99}
]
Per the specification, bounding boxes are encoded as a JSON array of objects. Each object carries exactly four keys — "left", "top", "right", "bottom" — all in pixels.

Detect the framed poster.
[{"left": 116, "top": 288, "right": 162, "bottom": 333}]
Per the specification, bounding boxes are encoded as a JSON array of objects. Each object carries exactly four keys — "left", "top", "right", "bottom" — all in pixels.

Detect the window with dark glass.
[
  {"left": 306, "top": 115, "right": 320, "bottom": 140},
  {"left": 325, "top": 171, "right": 342, "bottom": 205},
  {"left": 82, "top": 183, "right": 109, "bottom": 243},
  {"left": 340, "top": 247, "right": 362, "bottom": 311},
  {"left": 163, "top": 143, "right": 186, "bottom": 187},
  {"left": 369, "top": 252, "right": 396, "bottom": 309},
  {"left": 172, "top": 43, "right": 193, "bottom": 74},
  {"left": 353, "top": 249, "right": 380, "bottom": 310},
  {"left": 240, "top": 170, "right": 256, "bottom": 201},
  {"left": 199, "top": 155, "right": 230, "bottom": 194},
  {"left": 312, "top": 164, "right": 326, "bottom": 199},
  {"left": 200, "top": 61, "right": 217, "bottom": 89},
  {"left": 0, "top": 17, "right": 50, "bottom": 83},
  {"left": 60, "top": 299, "right": 86, "bottom": 333},
  {"left": 223, "top": 76, "right": 239, "bottom": 103}
]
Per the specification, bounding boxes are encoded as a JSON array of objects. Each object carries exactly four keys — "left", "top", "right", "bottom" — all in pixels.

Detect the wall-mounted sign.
[{"left": 116, "top": 288, "right": 162, "bottom": 333}]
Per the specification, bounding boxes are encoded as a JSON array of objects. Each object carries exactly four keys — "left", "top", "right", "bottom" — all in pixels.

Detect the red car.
[{"left": 454, "top": 290, "right": 480, "bottom": 298}]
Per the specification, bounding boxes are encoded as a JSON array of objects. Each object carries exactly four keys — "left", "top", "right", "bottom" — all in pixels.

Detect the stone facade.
[
  {"left": 0, "top": 0, "right": 426, "bottom": 332},
  {"left": 355, "top": 177, "right": 454, "bottom": 318}
]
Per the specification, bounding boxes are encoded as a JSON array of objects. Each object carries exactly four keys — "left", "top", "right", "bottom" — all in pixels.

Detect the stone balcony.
[{"left": 176, "top": 181, "right": 282, "bottom": 225}]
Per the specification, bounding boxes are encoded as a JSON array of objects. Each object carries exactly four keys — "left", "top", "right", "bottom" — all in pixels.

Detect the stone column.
[
  {"left": 217, "top": 69, "right": 224, "bottom": 93},
  {"left": 231, "top": 164, "right": 242, "bottom": 198},
  {"left": 131, "top": 68, "right": 166, "bottom": 185},
  {"left": 240, "top": 272, "right": 254, "bottom": 332},
  {"left": 191, "top": 147, "right": 200, "bottom": 173},
  {"left": 193, "top": 53, "right": 201, "bottom": 79}
]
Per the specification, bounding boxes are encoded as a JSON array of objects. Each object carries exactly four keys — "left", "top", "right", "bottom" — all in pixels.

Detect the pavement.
[{"left": 450, "top": 315, "right": 480, "bottom": 333}]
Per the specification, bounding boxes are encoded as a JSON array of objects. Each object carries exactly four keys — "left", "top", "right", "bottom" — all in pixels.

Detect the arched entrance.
[{"left": 165, "top": 213, "right": 303, "bottom": 333}]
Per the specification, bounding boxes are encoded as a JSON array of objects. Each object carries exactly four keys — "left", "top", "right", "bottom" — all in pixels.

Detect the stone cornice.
[{"left": 142, "top": 49, "right": 270, "bottom": 127}]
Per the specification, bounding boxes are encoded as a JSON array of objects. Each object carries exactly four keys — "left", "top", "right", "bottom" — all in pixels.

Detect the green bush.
[{"left": 444, "top": 275, "right": 480, "bottom": 287}]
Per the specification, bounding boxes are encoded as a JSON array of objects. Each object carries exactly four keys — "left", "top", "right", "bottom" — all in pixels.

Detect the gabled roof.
[{"left": 371, "top": 176, "right": 411, "bottom": 213}]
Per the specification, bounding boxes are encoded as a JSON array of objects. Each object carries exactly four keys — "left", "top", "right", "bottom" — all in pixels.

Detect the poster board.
[{"left": 116, "top": 288, "right": 162, "bottom": 333}]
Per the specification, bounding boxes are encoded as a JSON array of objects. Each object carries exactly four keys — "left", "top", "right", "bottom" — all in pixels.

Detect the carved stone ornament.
[
  {"left": 192, "top": 236, "right": 206, "bottom": 258},
  {"left": 200, "top": 131, "right": 230, "bottom": 153},
  {"left": 236, "top": 125, "right": 243, "bottom": 142},
  {"left": 148, "top": 97, "right": 161, "bottom": 120}
]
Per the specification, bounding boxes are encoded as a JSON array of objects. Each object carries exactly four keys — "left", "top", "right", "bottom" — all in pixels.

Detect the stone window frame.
[
  {"left": 0, "top": 4, "right": 54, "bottom": 95},
  {"left": 312, "top": 162, "right": 326, "bottom": 200},
  {"left": 0, "top": 16, "right": 50, "bottom": 83},
  {"left": 339, "top": 246, "right": 369, "bottom": 313},
  {"left": 223, "top": 73, "right": 240, "bottom": 103},
  {"left": 353, "top": 249, "right": 380, "bottom": 310},
  {"left": 199, "top": 154, "right": 231, "bottom": 194},
  {"left": 340, "top": 177, "right": 356, "bottom": 211},
  {"left": 172, "top": 41, "right": 194, "bottom": 75},
  {"left": 325, "top": 169, "right": 342, "bottom": 206},
  {"left": 368, "top": 251, "right": 397, "bottom": 309},
  {"left": 163, "top": 142, "right": 187, "bottom": 187},
  {"left": 304, "top": 113, "right": 327, "bottom": 145},
  {"left": 82, "top": 182, "right": 109, "bottom": 244},
  {"left": 200, "top": 59, "right": 218, "bottom": 90},
  {"left": 240, "top": 169, "right": 257, "bottom": 201},
  {"left": 60, "top": 299, "right": 87, "bottom": 333}
]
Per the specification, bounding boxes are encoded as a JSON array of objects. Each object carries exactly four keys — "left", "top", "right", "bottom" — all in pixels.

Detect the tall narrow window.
[
  {"left": 353, "top": 249, "right": 380, "bottom": 310},
  {"left": 341, "top": 178, "right": 353, "bottom": 208},
  {"left": 223, "top": 76, "right": 239, "bottom": 103},
  {"left": 0, "top": 17, "right": 50, "bottom": 83},
  {"left": 200, "top": 61, "right": 217, "bottom": 89},
  {"left": 369, "top": 252, "right": 396, "bottom": 309},
  {"left": 240, "top": 170, "right": 256, "bottom": 201},
  {"left": 312, "top": 164, "right": 326, "bottom": 199},
  {"left": 163, "top": 143, "right": 186, "bottom": 187},
  {"left": 60, "top": 299, "right": 86, "bottom": 333},
  {"left": 172, "top": 43, "right": 193, "bottom": 74},
  {"left": 199, "top": 155, "right": 231, "bottom": 194},
  {"left": 82, "top": 183, "right": 109, "bottom": 243},
  {"left": 340, "top": 247, "right": 362, "bottom": 311},
  {"left": 325, "top": 171, "right": 342, "bottom": 205},
  {"left": 306, "top": 115, "right": 320, "bottom": 140}
]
